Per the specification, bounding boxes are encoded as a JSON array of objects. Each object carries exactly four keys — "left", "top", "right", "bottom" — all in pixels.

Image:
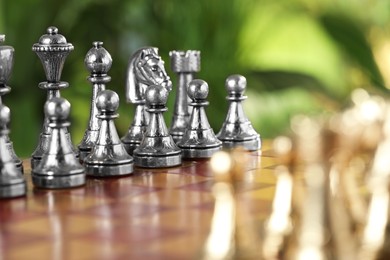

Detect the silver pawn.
[
  {"left": 78, "top": 41, "right": 112, "bottom": 162},
  {"left": 0, "top": 35, "right": 23, "bottom": 172},
  {"left": 32, "top": 97, "right": 85, "bottom": 189},
  {"left": 133, "top": 85, "right": 181, "bottom": 168},
  {"left": 216, "top": 75, "right": 261, "bottom": 151},
  {"left": 169, "top": 50, "right": 200, "bottom": 142},
  {"left": 31, "top": 26, "right": 78, "bottom": 169},
  {"left": 0, "top": 104, "right": 26, "bottom": 198},
  {"left": 85, "top": 90, "right": 134, "bottom": 177},
  {"left": 178, "top": 79, "right": 222, "bottom": 158}
]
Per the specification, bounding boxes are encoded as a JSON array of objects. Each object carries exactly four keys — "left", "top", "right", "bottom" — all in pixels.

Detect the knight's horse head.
[{"left": 126, "top": 47, "right": 172, "bottom": 103}]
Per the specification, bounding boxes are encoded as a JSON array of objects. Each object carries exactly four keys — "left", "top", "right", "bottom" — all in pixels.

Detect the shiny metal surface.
[
  {"left": 0, "top": 34, "right": 23, "bottom": 172},
  {"left": 31, "top": 97, "right": 85, "bottom": 189},
  {"left": 85, "top": 90, "right": 134, "bottom": 177},
  {"left": 0, "top": 35, "right": 14, "bottom": 85},
  {"left": 78, "top": 42, "right": 112, "bottom": 162},
  {"left": 169, "top": 50, "right": 200, "bottom": 142},
  {"left": 0, "top": 104, "right": 26, "bottom": 198},
  {"left": 133, "top": 85, "right": 181, "bottom": 168},
  {"left": 32, "top": 26, "right": 74, "bottom": 82},
  {"left": 122, "top": 47, "right": 172, "bottom": 155},
  {"left": 217, "top": 75, "right": 261, "bottom": 151},
  {"left": 31, "top": 26, "right": 77, "bottom": 168},
  {"left": 178, "top": 79, "right": 221, "bottom": 158}
]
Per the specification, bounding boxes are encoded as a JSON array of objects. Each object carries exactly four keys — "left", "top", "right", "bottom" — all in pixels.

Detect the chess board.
[{"left": 0, "top": 141, "right": 277, "bottom": 260}]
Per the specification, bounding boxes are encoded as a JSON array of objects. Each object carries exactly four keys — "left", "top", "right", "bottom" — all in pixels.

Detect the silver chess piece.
[
  {"left": 133, "top": 85, "right": 181, "bottom": 168},
  {"left": 178, "top": 79, "right": 222, "bottom": 158},
  {"left": 0, "top": 35, "right": 23, "bottom": 172},
  {"left": 121, "top": 47, "right": 172, "bottom": 155},
  {"left": 169, "top": 50, "right": 200, "bottom": 142},
  {"left": 85, "top": 90, "right": 134, "bottom": 177},
  {"left": 217, "top": 75, "right": 261, "bottom": 151},
  {"left": 31, "top": 26, "right": 78, "bottom": 169},
  {"left": 32, "top": 97, "right": 85, "bottom": 189},
  {"left": 0, "top": 104, "right": 26, "bottom": 198},
  {"left": 78, "top": 41, "right": 112, "bottom": 162}
]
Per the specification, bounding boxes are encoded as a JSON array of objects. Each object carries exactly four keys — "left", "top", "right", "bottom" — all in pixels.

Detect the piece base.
[
  {"left": 181, "top": 145, "right": 222, "bottom": 159},
  {"left": 0, "top": 182, "right": 26, "bottom": 198},
  {"left": 31, "top": 172, "right": 86, "bottom": 189},
  {"left": 134, "top": 153, "right": 182, "bottom": 168},
  {"left": 85, "top": 162, "right": 134, "bottom": 177},
  {"left": 220, "top": 137, "right": 261, "bottom": 151},
  {"left": 31, "top": 153, "right": 80, "bottom": 170}
]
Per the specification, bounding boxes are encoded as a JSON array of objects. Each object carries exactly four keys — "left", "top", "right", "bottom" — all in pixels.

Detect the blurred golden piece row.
[{"left": 203, "top": 88, "right": 390, "bottom": 260}]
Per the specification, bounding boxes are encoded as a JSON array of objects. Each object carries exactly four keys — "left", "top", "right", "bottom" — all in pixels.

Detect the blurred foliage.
[{"left": 1, "top": 0, "right": 390, "bottom": 157}]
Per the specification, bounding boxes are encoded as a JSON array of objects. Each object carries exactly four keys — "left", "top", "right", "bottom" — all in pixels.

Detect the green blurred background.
[{"left": 1, "top": 0, "right": 390, "bottom": 157}]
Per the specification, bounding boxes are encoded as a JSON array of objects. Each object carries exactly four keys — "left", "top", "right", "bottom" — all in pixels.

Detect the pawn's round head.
[
  {"left": 225, "top": 74, "right": 246, "bottom": 95},
  {"left": 0, "top": 105, "right": 11, "bottom": 127},
  {"left": 44, "top": 97, "right": 71, "bottom": 121},
  {"left": 96, "top": 90, "right": 120, "bottom": 113},
  {"left": 187, "top": 79, "right": 209, "bottom": 101},
  {"left": 145, "top": 85, "right": 169, "bottom": 106},
  {"left": 84, "top": 41, "right": 113, "bottom": 74}
]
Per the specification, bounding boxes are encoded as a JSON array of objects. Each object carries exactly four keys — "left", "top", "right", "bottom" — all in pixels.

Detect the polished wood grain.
[{"left": 0, "top": 142, "right": 277, "bottom": 260}]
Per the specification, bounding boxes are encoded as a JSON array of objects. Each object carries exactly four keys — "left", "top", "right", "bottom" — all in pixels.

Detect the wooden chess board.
[{"left": 0, "top": 141, "right": 277, "bottom": 260}]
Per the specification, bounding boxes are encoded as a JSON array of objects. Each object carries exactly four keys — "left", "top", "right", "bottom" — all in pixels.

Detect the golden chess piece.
[
  {"left": 262, "top": 136, "right": 294, "bottom": 260},
  {"left": 287, "top": 116, "right": 328, "bottom": 260},
  {"left": 200, "top": 149, "right": 261, "bottom": 259}
]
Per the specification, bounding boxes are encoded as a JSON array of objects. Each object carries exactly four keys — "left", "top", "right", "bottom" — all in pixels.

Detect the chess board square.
[
  {"left": 245, "top": 155, "right": 263, "bottom": 171},
  {"left": 246, "top": 168, "right": 277, "bottom": 184},
  {"left": 6, "top": 215, "right": 111, "bottom": 238},
  {"left": 67, "top": 238, "right": 128, "bottom": 260},
  {"left": 144, "top": 231, "right": 208, "bottom": 258},
  {"left": 82, "top": 177, "right": 161, "bottom": 199},
  {"left": 0, "top": 198, "right": 45, "bottom": 223},
  {"left": 4, "top": 242, "right": 53, "bottom": 260},
  {"left": 236, "top": 197, "right": 273, "bottom": 221},
  {"left": 177, "top": 180, "right": 214, "bottom": 192},
  {"left": 27, "top": 189, "right": 112, "bottom": 214},
  {"left": 0, "top": 228, "right": 48, "bottom": 249},
  {"left": 5, "top": 238, "right": 128, "bottom": 260},
  {"left": 259, "top": 156, "right": 279, "bottom": 169},
  {"left": 261, "top": 149, "right": 276, "bottom": 157},
  {"left": 133, "top": 208, "right": 213, "bottom": 232},
  {"left": 178, "top": 179, "right": 273, "bottom": 193},
  {"left": 81, "top": 224, "right": 185, "bottom": 245},
  {"left": 81, "top": 201, "right": 171, "bottom": 220},
  {"left": 130, "top": 189, "right": 214, "bottom": 208},
  {"left": 124, "top": 172, "right": 209, "bottom": 188},
  {"left": 171, "top": 161, "right": 213, "bottom": 177},
  {"left": 242, "top": 186, "right": 276, "bottom": 201}
]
